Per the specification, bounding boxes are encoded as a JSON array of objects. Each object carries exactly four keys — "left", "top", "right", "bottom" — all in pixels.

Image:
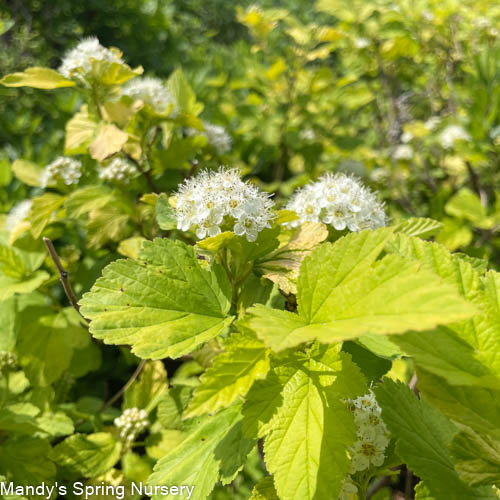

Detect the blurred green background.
[{"left": 2, "top": 0, "right": 500, "bottom": 265}]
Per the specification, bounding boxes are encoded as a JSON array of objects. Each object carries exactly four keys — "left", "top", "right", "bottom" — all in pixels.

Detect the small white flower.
[
  {"left": 339, "top": 477, "right": 358, "bottom": 500},
  {"left": 285, "top": 173, "right": 386, "bottom": 231},
  {"left": 439, "top": 125, "right": 471, "bottom": 149},
  {"left": 42, "top": 157, "right": 82, "bottom": 188},
  {"left": 354, "top": 38, "right": 370, "bottom": 49},
  {"left": 421, "top": 10, "right": 434, "bottom": 21},
  {"left": 5, "top": 200, "right": 32, "bottom": 232},
  {"left": 401, "top": 131, "right": 413, "bottom": 143},
  {"left": 392, "top": 144, "right": 414, "bottom": 160},
  {"left": 424, "top": 116, "right": 441, "bottom": 131},
  {"left": 346, "top": 391, "right": 390, "bottom": 474},
  {"left": 300, "top": 128, "right": 316, "bottom": 141},
  {"left": 175, "top": 167, "right": 274, "bottom": 242},
  {"left": 59, "top": 37, "right": 123, "bottom": 83},
  {"left": 123, "top": 77, "right": 178, "bottom": 116},
  {"left": 99, "top": 157, "right": 138, "bottom": 183}
]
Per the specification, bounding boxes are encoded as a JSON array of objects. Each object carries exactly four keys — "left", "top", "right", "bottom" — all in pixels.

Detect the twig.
[
  {"left": 43, "top": 237, "right": 88, "bottom": 322},
  {"left": 124, "top": 153, "right": 159, "bottom": 193},
  {"left": 99, "top": 359, "right": 146, "bottom": 411},
  {"left": 409, "top": 373, "right": 418, "bottom": 390},
  {"left": 404, "top": 467, "right": 414, "bottom": 500},
  {"left": 186, "top": 159, "right": 199, "bottom": 179}
]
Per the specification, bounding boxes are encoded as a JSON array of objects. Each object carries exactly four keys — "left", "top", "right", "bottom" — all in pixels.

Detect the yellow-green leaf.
[{"left": 1, "top": 67, "right": 75, "bottom": 89}]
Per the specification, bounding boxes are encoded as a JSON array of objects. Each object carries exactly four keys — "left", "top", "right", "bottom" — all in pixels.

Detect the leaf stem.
[
  {"left": 43, "top": 237, "right": 88, "bottom": 323},
  {"left": 1, "top": 372, "right": 10, "bottom": 409},
  {"left": 124, "top": 153, "right": 159, "bottom": 193},
  {"left": 99, "top": 359, "right": 146, "bottom": 411}
]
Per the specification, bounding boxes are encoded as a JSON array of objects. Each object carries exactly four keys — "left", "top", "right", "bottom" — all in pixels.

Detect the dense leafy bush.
[{"left": 1, "top": 1, "right": 499, "bottom": 499}]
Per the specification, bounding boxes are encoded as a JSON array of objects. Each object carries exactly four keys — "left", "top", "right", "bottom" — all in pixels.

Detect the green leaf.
[
  {"left": 52, "top": 432, "right": 122, "bottom": 478},
  {"left": 156, "top": 193, "right": 177, "bottom": 230},
  {"left": 416, "top": 370, "right": 500, "bottom": 440},
  {"left": 89, "top": 123, "right": 128, "bottom": 161},
  {"left": 184, "top": 332, "right": 270, "bottom": 418},
  {"left": 250, "top": 477, "right": 279, "bottom": 500},
  {"left": 243, "top": 252, "right": 474, "bottom": 352},
  {"left": 297, "top": 228, "right": 394, "bottom": 321},
  {"left": 0, "top": 403, "right": 40, "bottom": 434},
  {"left": 0, "top": 271, "right": 49, "bottom": 302},
  {"left": 91, "top": 59, "right": 143, "bottom": 86},
  {"left": 0, "top": 67, "right": 75, "bottom": 89},
  {"left": 0, "top": 437, "right": 56, "bottom": 485},
  {"left": 263, "top": 348, "right": 367, "bottom": 500},
  {"left": 387, "top": 235, "right": 500, "bottom": 381},
  {"left": 64, "top": 105, "right": 99, "bottom": 154},
  {"left": 122, "top": 452, "right": 153, "bottom": 484},
  {"left": 168, "top": 68, "right": 203, "bottom": 116},
  {"left": 65, "top": 186, "right": 114, "bottom": 218},
  {"left": 11, "top": 159, "right": 45, "bottom": 187},
  {"left": 36, "top": 411, "right": 75, "bottom": 437},
  {"left": 450, "top": 429, "right": 500, "bottom": 487},
  {"left": 117, "top": 236, "right": 147, "bottom": 259},
  {"left": 79, "top": 238, "right": 233, "bottom": 359},
  {"left": 396, "top": 328, "right": 499, "bottom": 389},
  {"left": 258, "top": 222, "right": 328, "bottom": 294},
  {"left": 215, "top": 418, "right": 256, "bottom": 484},
  {"left": 342, "top": 341, "right": 392, "bottom": 382},
  {"left": 394, "top": 217, "right": 443, "bottom": 238},
  {"left": 17, "top": 308, "right": 89, "bottom": 386},
  {"left": 28, "top": 193, "right": 65, "bottom": 239},
  {"left": 0, "top": 297, "right": 17, "bottom": 350},
  {"left": 157, "top": 386, "right": 192, "bottom": 430},
  {"left": 374, "top": 380, "right": 495, "bottom": 500},
  {"left": 445, "top": 188, "right": 493, "bottom": 228},
  {"left": 124, "top": 360, "right": 168, "bottom": 412},
  {"left": 148, "top": 405, "right": 243, "bottom": 500}
]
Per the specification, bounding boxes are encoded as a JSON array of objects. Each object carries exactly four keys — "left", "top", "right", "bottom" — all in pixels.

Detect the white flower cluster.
[
  {"left": 0, "top": 351, "right": 18, "bottom": 372},
  {"left": 392, "top": 144, "right": 414, "bottom": 161},
  {"left": 42, "top": 157, "right": 82, "bottom": 188},
  {"left": 123, "top": 77, "right": 178, "bottom": 116},
  {"left": 439, "top": 125, "right": 471, "bottom": 149},
  {"left": 348, "top": 391, "right": 390, "bottom": 473},
  {"left": 5, "top": 200, "right": 32, "bottom": 232},
  {"left": 285, "top": 173, "right": 386, "bottom": 231},
  {"left": 424, "top": 116, "right": 440, "bottom": 131},
  {"left": 99, "top": 157, "right": 138, "bottom": 183},
  {"left": 203, "top": 122, "right": 232, "bottom": 154},
  {"left": 187, "top": 122, "right": 232, "bottom": 155},
  {"left": 59, "top": 37, "right": 123, "bottom": 82},
  {"left": 114, "top": 407, "right": 149, "bottom": 444},
  {"left": 175, "top": 167, "right": 274, "bottom": 241}
]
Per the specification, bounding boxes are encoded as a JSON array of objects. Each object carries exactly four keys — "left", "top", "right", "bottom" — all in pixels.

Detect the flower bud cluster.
[
  {"left": 59, "top": 37, "right": 123, "bottom": 82},
  {"left": 0, "top": 351, "right": 18, "bottom": 373},
  {"left": 123, "top": 77, "right": 178, "bottom": 116},
  {"left": 175, "top": 167, "right": 274, "bottom": 241},
  {"left": 114, "top": 407, "right": 149, "bottom": 444},
  {"left": 285, "top": 173, "right": 386, "bottom": 231},
  {"left": 99, "top": 157, "right": 138, "bottom": 183},
  {"left": 348, "top": 391, "right": 390, "bottom": 473},
  {"left": 42, "top": 157, "right": 82, "bottom": 188}
]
